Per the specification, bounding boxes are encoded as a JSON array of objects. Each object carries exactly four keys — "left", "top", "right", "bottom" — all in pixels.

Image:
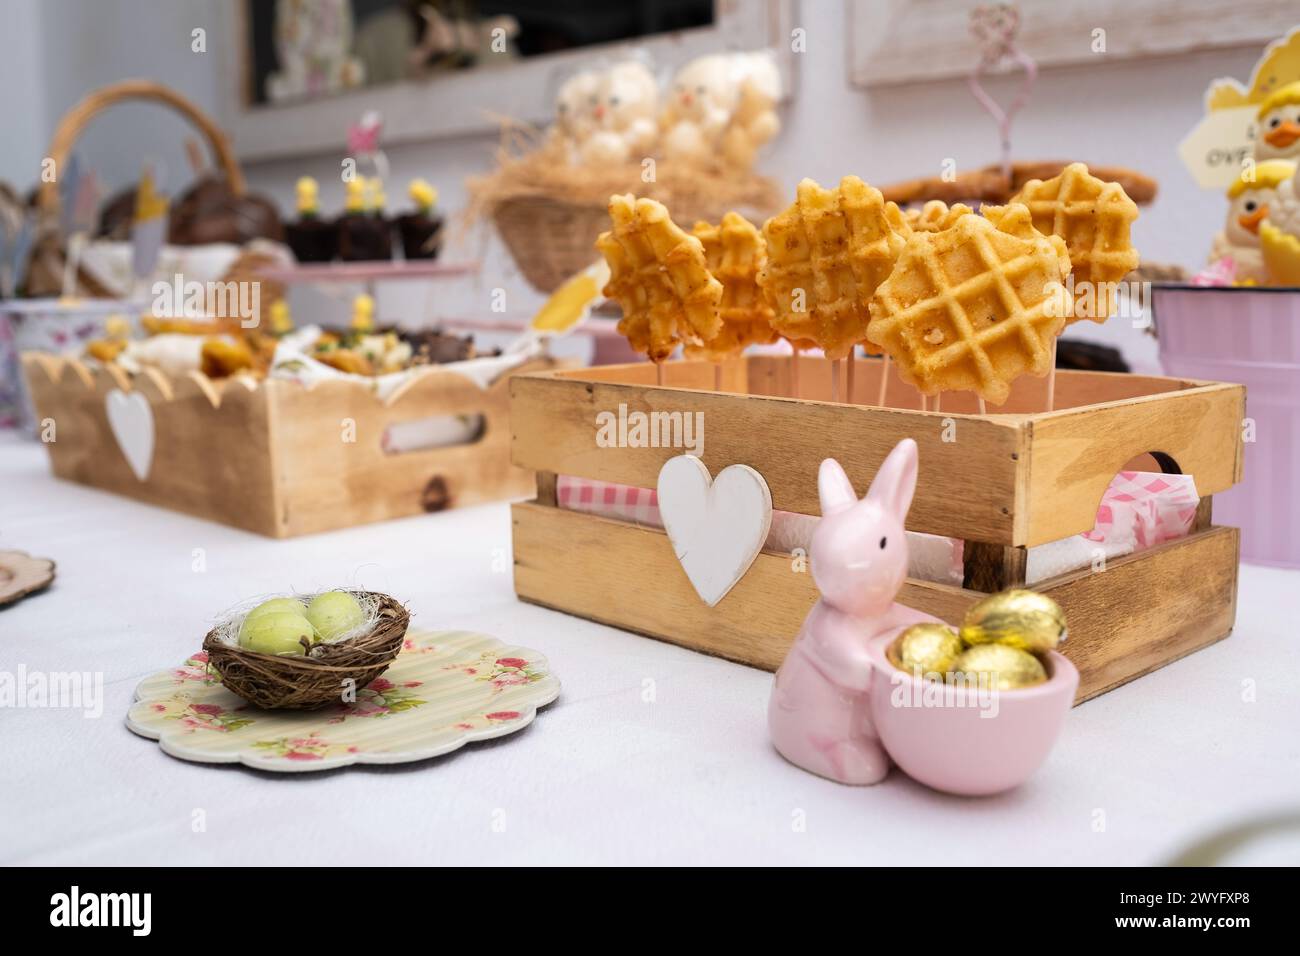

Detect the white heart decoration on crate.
[
  {"left": 105, "top": 389, "right": 155, "bottom": 481},
  {"left": 656, "top": 455, "right": 773, "bottom": 607}
]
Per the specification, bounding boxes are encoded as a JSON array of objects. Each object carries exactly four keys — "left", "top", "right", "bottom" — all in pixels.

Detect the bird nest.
[{"left": 202, "top": 591, "right": 410, "bottom": 710}]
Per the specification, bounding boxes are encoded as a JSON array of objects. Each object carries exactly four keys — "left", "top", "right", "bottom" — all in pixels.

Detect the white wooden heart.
[
  {"left": 105, "top": 389, "right": 155, "bottom": 482},
  {"left": 656, "top": 455, "right": 773, "bottom": 607}
]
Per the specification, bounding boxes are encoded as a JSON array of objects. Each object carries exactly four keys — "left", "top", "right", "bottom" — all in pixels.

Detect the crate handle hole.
[
  {"left": 1122, "top": 451, "right": 1181, "bottom": 474},
  {"left": 381, "top": 414, "right": 486, "bottom": 454}
]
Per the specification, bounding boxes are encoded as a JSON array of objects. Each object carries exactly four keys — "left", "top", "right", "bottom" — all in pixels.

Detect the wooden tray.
[
  {"left": 23, "top": 354, "right": 561, "bottom": 538},
  {"left": 508, "top": 355, "right": 1245, "bottom": 703}
]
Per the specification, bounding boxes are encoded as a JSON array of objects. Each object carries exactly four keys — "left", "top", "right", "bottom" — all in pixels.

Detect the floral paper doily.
[{"left": 126, "top": 630, "right": 559, "bottom": 772}]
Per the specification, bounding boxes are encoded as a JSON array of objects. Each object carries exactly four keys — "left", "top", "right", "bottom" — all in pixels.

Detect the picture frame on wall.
[
  {"left": 221, "top": 0, "right": 799, "bottom": 161},
  {"left": 847, "top": 0, "right": 1300, "bottom": 88}
]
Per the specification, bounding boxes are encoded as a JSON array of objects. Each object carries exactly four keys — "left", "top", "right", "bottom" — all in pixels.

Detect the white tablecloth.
[{"left": 2, "top": 431, "right": 1298, "bottom": 866}]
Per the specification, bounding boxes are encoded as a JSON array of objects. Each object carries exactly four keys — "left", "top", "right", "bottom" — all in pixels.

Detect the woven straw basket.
[
  {"left": 38, "top": 79, "right": 246, "bottom": 216},
  {"left": 493, "top": 195, "right": 611, "bottom": 293},
  {"left": 203, "top": 592, "right": 410, "bottom": 710}
]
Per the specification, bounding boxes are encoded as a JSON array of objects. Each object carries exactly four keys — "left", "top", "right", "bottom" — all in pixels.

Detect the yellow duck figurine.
[
  {"left": 1260, "top": 160, "right": 1300, "bottom": 285},
  {"left": 1209, "top": 161, "right": 1295, "bottom": 283},
  {"left": 1255, "top": 82, "right": 1300, "bottom": 163}
]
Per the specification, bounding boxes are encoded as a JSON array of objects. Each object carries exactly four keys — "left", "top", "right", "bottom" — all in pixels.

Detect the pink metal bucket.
[{"left": 1153, "top": 284, "right": 1300, "bottom": 568}]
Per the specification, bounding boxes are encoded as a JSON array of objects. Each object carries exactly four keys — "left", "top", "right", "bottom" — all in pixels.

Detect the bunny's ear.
[
  {"left": 818, "top": 458, "right": 858, "bottom": 517},
  {"left": 866, "top": 438, "right": 918, "bottom": 521}
]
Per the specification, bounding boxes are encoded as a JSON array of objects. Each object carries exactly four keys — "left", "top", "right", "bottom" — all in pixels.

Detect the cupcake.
[
  {"left": 397, "top": 178, "right": 444, "bottom": 260},
  {"left": 338, "top": 177, "right": 393, "bottom": 261},
  {"left": 284, "top": 177, "right": 337, "bottom": 262}
]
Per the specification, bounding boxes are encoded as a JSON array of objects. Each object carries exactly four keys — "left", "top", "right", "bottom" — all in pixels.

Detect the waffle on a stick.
[
  {"left": 758, "top": 176, "right": 911, "bottom": 360},
  {"left": 867, "top": 206, "right": 1071, "bottom": 405},
  {"left": 982, "top": 163, "right": 1139, "bottom": 324},
  {"left": 905, "top": 200, "right": 975, "bottom": 233},
  {"left": 596, "top": 194, "right": 723, "bottom": 362},
  {"left": 685, "top": 212, "right": 777, "bottom": 360}
]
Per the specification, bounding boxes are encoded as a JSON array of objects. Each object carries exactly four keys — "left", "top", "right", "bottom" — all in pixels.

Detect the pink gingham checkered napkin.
[
  {"left": 1083, "top": 471, "right": 1199, "bottom": 549},
  {"left": 561, "top": 469, "right": 1199, "bottom": 556},
  {"left": 557, "top": 476, "right": 663, "bottom": 528}
]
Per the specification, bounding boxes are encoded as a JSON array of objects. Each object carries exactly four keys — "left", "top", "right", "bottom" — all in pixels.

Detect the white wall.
[
  {"left": 0, "top": 0, "right": 52, "bottom": 190},
  {"left": 4, "top": 0, "right": 1273, "bottom": 368}
]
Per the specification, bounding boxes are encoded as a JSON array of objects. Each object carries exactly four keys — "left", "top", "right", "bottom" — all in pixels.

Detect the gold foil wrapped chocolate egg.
[
  {"left": 959, "top": 588, "right": 1067, "bottom": 654},
  {"left": 951, "top": 643, "right": 1047, "bottom": 690},
  {"left": 892, "top": 623, "right": 964, "bottom": 679}
]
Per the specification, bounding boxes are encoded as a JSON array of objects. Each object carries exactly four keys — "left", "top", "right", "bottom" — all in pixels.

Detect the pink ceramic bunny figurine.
[{"left": 768, "top": 439, "right": 942, "bottom": 784}]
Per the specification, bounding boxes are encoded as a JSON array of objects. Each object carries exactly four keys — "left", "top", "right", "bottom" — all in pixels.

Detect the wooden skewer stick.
[
  {"left": 831, "top": 359, "right": 841, "bottom": 402},
  {"left": 978, "top": 396, "right": 987, "bottom": 415},
  {"left": 876, "top": 353, "right": 890, "bottom": 407},
  {"left": 655, "top": 360, "right": 665, "bottom": 387},
  {"left": 790, "top": 345, "right": 800, "bottom": 399},
  {"left": 713, "top": 362, "right": 723, "bottom": 393},
  {"left": 1045, "top": 339, "right": 1058, "bottom": 412},
  {"left": 919, "top": 391, "right": 927, "bottom": 411},
  {"left": 933, "top": 392, "right": 942, "bottom": 412},
  {"left": 846, "top": 351, "right": 857, "bottom": 404}
]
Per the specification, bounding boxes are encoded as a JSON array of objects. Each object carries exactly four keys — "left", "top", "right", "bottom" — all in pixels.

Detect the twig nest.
[{"left": 203, "top": 591, "right": 409, "bottom": 709}]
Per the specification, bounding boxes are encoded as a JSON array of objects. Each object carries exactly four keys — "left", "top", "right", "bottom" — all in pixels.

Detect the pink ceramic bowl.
[{"left": 867, "top": 633, "right": 1078, "bottom": 796}]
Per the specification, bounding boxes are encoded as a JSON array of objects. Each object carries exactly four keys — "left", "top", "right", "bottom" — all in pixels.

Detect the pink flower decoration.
[
  {"left": 285, "top": 751, "right": 321, "bottom": 761},
  {"left": 152, "top": 704, "right": 166, "bottom": 712},
  {"left": 346, "top": 118, "right": 382, "bottom": 155},
  {"left": 403, "top": 680, "right": 422, "bottom": 688},
  {"left": 191, "top": 651, "right": 209, "bottom": 663},
  {"left": 190, "top": 703, "right": 224, "bottom": 715},
  {"left": 455, "top": 722, "right": 474, "bottom": 730},
  {"left": 485, "top": 711, "right": 521, "bottom": 721},
  {"left": 369, "top": 677, "right": 395, "bottom": 692},
  {"left": 492, "top": 674, "right": 528, "bottom": 688},
  {"left": 496, "top": 657, "right": 528, "bottom": 669}
]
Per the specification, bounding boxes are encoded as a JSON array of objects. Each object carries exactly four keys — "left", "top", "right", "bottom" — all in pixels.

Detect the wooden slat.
[
  {"left": 1024, "top": 382, "right": 1244, "bottom": 546},
  {"left": 512, "top": 501, "right": 977, "bottom": 672},
  {"left": 270, "top": 359, "right": 556, "bottom": 537},
  {"left": 1039, "top": 525, "right": 1239, "bottom": 702},
  {"left": 512, "top": 502, "right": 1239, "bottom": 703},
  {"left": 535, "top": 471, "right": 557, "bottom": 506},
  {"left": 1193, "top": 496, "right": 1214, "bottom": 532},
  {"left": 510, "top": 369, "right": 1027, "bottom": 543},
  {"left": 962, "top": 542, "right": 1028, "bottom": 592},
  {"left": 516, "top": 358, "right": 1244, "bottom": 546}
]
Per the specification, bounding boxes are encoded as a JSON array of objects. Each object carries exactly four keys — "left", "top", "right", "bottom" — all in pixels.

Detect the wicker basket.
[
  {"left": 27, "top": 80, "right": 250, "bottom": 299},
  {"left": 38, "top": 79, "right": 246, "bottom": 217},
  {"left": 202, "top": 592, "right": 410, "bottom": 710},
  {"left": 493, "top": 196, "right": 610, "bottom": 293}
]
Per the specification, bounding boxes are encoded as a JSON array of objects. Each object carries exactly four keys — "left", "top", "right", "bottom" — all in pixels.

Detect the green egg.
[
  {"left": 306, "top": 591, "right": 365, "bottom": 641},
  {"left": 244, "top": 597, "right": 308, "bottom": 623},
  {"left": 237, "top": 611, "right": 317, "bottom": 656}
]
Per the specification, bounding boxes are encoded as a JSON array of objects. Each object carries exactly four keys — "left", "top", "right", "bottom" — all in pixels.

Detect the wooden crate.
[
  {"left": 509, "top": 354, "right": 1245, "bottom": 703},
  {"left": 23, "top": 352, "right": 560, "bottom": 538}
]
